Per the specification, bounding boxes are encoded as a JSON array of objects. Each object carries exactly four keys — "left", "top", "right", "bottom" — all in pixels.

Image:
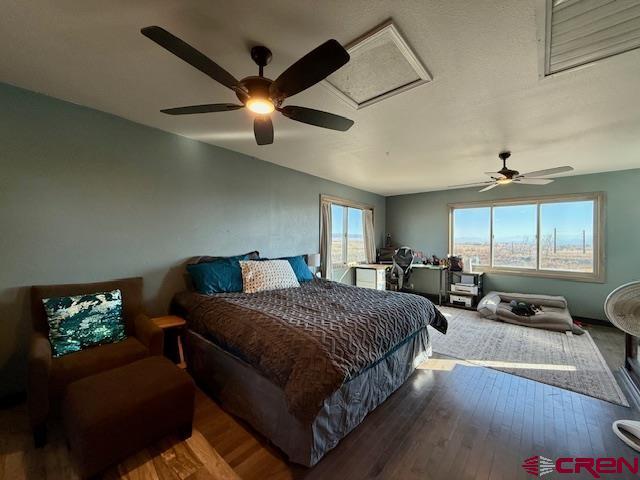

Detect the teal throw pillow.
[
  {"left": 187, "top": 255, "right": 247, "bottom": 294},
  {"left": 43, "top": 289, "right": 126, "bottom": 358},
  {"left": 279, "top": 255, "right": 314, "bottom": 282}
]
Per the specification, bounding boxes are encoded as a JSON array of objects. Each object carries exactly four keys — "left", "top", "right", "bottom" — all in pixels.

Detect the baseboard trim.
[
  {"left": 573, "top": 316, "right": 612, "bottom": 327},
  {"left": 618, "top": 367, "right": 640, "bottom": 410},
  {"left": 436, "top": 307, "right": 611, "bottom": 326}
]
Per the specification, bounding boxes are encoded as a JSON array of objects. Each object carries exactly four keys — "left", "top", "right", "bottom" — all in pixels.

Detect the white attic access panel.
[{"left": 324, "top": 20, "right": 432, "bottom": 109}]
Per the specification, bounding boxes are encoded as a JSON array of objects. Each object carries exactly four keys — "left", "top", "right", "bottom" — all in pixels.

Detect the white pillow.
[
  {"left": 477, "top": 292, "right": 501, "bottom": 319},
  {"left": 240, "top": 260, "right": 300, "bottom": 293}
]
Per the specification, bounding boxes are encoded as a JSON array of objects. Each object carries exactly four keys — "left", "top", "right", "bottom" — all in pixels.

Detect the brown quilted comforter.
[{"left": 172, "top": 279, "right": 446, "bottom": 421}]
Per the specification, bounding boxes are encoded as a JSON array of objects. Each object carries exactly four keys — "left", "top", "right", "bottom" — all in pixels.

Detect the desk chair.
[{"left": 388, "top": 247, "right": 414, "bottom": 291}]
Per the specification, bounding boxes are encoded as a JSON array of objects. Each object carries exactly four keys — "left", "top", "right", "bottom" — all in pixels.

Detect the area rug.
[{"left": 429, "top": 306, "right": 629, "bottom": 407}]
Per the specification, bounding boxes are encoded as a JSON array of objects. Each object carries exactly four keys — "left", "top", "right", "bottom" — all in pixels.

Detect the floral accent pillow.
[
  {"left": 42, "top": 289, "right": 126, "bottom": 357},
  {"left": 240, "top": 260, "right": 300, "bottom": 294}
]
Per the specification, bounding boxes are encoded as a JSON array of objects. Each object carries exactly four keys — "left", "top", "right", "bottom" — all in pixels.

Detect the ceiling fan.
[
  {"left": 141, "top": 26, "right": 354, "bottom": 145},
  {"left": 449, "top": 151, "right": 574, "bottom": 192}
]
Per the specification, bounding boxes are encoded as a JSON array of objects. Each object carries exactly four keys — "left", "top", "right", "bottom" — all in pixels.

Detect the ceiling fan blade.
[
  {"left": 514, "top": 177, "right": 554, "bottom": 185},
  {"left": 254, "top": 116, "right": 274, "bottom": 145},
  {"left": 270, "top": 40, "right": 350, "bottom": 100},
  {"left": 479, "top": 183, "right": 499, "bottom": 192},
  {"left": 279, "top": 105, "right": 353, "bottom": 131},
  {"left": 448, "top": 181, "right": 494, "bottom": 188},
  {"left": 141, "top": 26, "right": 240, "bottom": 91},
  {"left": 160, "top": 103, "right": 244, "bottom": 115},
  {"left": 519, "top": 166, "right": 573, "bottom": 178}
]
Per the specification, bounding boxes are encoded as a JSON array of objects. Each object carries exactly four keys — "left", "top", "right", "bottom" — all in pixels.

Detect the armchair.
[{"left": 28, "top": 276, "right": 163, "bottom": 446}]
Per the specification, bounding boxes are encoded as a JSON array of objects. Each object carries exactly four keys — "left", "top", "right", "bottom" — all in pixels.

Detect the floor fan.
[{"left": 605, "top": 281, "right": 640, "bottom": 451}]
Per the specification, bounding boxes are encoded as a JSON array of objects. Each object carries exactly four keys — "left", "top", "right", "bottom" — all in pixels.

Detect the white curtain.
[
  {"left": 320, "top": 202, "right": 333, "bottom": 279},
  {"left": 363, "top": 209, "right": 376, "bottom": 264}
]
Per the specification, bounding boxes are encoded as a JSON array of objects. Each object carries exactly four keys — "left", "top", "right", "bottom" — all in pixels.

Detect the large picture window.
[
  {"left": 451, "top": 207, "right": 491, "bottom": 267},
  {"left": 450, "top": 193, "right": 604, "bottom": 282},
  {"left": 492, "top": 204, "right": 537, "bottom": 269}
]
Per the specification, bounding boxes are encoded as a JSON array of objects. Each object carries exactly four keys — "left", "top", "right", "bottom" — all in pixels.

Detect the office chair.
[{"left": 389, "top": 247, "right": 415, "bottom": 291}]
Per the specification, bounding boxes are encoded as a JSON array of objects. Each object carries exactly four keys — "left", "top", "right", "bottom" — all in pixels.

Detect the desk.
[
  {"left": 411, "top": 264, "right": 447, "bottom": 270},
  {"left": 409, "top": 264, "right": 447, "bottom": 305},
  {"left": 355, "top": 264, "right": 388, "bottom": 290},
  {"left": 357, "top": 264, "right": 390, "bottom": 270}
]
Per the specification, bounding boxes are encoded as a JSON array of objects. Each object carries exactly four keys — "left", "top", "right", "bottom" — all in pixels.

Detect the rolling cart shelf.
[
  {"left": 446, "top": 271, "right": 484, "bottom": 309},
  {"left": 446, "top": 290, "right": 475, "bottom": 296},
  {"left": 442, "top": 302, "right": 478, "bottom": 311}
]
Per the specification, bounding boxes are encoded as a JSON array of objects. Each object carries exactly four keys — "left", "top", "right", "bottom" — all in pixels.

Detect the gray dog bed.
[{"left": 477, "top": 291, "right": 584, "bottom": 334}]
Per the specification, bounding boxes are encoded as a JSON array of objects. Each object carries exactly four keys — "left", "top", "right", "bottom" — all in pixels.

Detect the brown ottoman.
[{"left": 63, "top": 356, "right": 195, "bottom": 478}]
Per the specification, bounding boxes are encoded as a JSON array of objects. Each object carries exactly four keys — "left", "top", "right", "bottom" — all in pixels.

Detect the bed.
[{"left": 171, "top": 278, "right": 446, "bottom": 466}]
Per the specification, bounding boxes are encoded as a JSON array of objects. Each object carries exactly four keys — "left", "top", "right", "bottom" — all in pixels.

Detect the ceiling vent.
[
  {"left": 537, "top": 0, "right": 640, "bottom": 76},
  {"left": 324, "top": 20, "right": 431, "bottom": 109}
]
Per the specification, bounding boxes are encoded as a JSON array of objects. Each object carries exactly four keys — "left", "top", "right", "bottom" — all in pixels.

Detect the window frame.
[
  {"left": 448, "top": 192, "right": 605, "bottom": 283},
  {"left": 320, "top": 194, "right": 373, "bottom": 268}
]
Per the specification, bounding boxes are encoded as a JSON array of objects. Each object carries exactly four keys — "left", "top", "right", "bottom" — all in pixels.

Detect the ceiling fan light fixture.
[
  {"left": 449, "top": 151, "right": 573, "bottom": 191},
  {"left": 246, "top": 98, "right": 275, "bottom": 114},
  {"left": 141, "top": 26, "right": 354, "bottom": 145}
]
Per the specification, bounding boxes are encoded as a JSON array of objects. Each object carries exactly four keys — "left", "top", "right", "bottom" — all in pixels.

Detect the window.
[
  {"left": 452, "top": 207, "right": 491, "bottom": 267},
  {"left": 347, "top": 207, "right": 365, "bottom": 264},
  {"left": 331, "top": 204, "right": 344, "bottom": 265},
  {"left": 539, "top": 201, "right": 594, "bottom": 273},
  {"left": 449, "top": 193, "right": 604, "bottom": 282},
  {"left": 320, "top": 194, "right": 375, "bottom": 281},
  {"left": 492, "top": 204, "right": 537, "bottom": 269},
  {"left": 331, "top": 204, "right": 366, "bottom": 266}
]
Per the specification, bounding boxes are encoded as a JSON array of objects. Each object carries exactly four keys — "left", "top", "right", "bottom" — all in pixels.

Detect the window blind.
[{"left": 546, "top": 0, "right": 640, "bottom": 75}]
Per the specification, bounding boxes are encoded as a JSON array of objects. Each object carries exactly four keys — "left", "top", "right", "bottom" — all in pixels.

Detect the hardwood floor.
[
  {"left": 2, "top": 335, "right": 637, "bottom": 480},
  {"left": 0, "top": 397, "right": 241, "bottom": 480}
]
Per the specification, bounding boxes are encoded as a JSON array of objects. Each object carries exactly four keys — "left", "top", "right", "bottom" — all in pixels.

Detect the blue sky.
[
  {"left": 454, "top": 201, "right": 593, "bottom": 244},
  {"left": 332, "top": 205, "right": 364, "bottom": 237}
]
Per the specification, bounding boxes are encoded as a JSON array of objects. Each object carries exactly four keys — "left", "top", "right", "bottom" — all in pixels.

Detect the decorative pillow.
[
  {"left": 189, "top": 251, "right": 260, "bottom": 265},
  {"left": 187, "top": 257, "right": 247, "bottom": 294},
  {"left": 184, "top": 252, "right": 260, "bottom": 292},
  {"left": 477, "top": 292, "right": 501, "bottom": 319},
  {"left": 240, "top": 260, "right": 300, "bottom": 293},
  {"left": 278, "top": 255, "right": 314, "bottom": 282},
  {"left": 42, "top": 289, "right": 126, "bottom": 358}
]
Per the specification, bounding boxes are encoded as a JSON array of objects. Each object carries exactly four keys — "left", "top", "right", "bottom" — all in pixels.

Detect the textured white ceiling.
[{"left": 1, "top": 0, "right": 639, "bottom": 196}]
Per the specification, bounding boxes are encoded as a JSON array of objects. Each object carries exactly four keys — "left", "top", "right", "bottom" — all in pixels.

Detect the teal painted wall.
[
  {"left": 0, "top": 82, "right": 385, "bottom": 396},
  {"left": 386, "top": 169, "right": 640, "bottom": 321}
]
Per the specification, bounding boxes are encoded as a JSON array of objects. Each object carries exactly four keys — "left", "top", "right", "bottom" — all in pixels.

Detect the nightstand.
[{"left": 152, "top": 315, "right": 186, "bottom": 368}]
